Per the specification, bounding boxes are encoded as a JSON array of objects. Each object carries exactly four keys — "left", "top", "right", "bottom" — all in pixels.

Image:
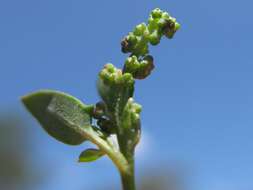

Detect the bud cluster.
[
  {"left": 123, "top": 98, "right": 142, "bottom": 123},
  {"left": 99, "top": 63, "right": 134, "bottom": 86},
  {"left": 148, "top": 8, "right": 180, "bottom": 44},
  {"left": 121, "top": 8, "right": 180, "bottom": 57},
  {"left": 120, "top": 98, "right": 142, "bottom": 147},
  {"left": 123, "top": 55, "right": 154, "bottom": 79},
  {"left": 97, "top": 63, "right": 135, "bottom": 120},
  {"left": 121, "top": 8, "right": 180, "bottom": 79},
  {"left": 121, "top": 23, "right": 149, "bottom": 57}
]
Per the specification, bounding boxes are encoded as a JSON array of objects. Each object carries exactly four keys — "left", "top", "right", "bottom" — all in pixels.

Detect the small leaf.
[
  {"left": 21, "top": 90, "right": 92, "bottom": 145},
  {"left": 78, "top": 148, "right": 105, "bottom": 162}
]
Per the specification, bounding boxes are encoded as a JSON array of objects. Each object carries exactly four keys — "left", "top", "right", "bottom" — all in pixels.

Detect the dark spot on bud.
[
  {"left": 121, "top": 37, "right": 129, "bottom": 53},
  {"left": 162, "top": 19, "right": 176, "bottom": 35},
  {"left": 121, "top": 36, "right": 134, "bottom": 53},
  {"left": 135, "top": 55, "right": 155, "bottom": 79}
]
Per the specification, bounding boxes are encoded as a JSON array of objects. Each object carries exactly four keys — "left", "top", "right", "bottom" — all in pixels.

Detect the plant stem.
[
  {"left": 79, "top": 127, "right": 129, "bottom": 174},
  {"left": 117, "top": 132, "right": 136, "bottom": 190},
  {"left": 120, "top": 155, "right": 136, "bottom": 190},
  {"left": 121, "top": 166, "right": 135, "bottom": 190}
]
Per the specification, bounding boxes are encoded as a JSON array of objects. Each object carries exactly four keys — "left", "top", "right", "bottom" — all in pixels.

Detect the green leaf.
[
  {"left": 21, "top": 90, "right": 92, "bottom": 145},
  {"left": 78, "top": 148, "right": 105, "bottom": 162}
]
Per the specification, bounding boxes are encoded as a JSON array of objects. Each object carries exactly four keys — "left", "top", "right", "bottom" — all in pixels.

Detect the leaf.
[
  {"left": 21, "top": 90, "right": 92, "bottom": 145},
  {"left": 78, "top": 148, "right": 105, "bottom": 162}
]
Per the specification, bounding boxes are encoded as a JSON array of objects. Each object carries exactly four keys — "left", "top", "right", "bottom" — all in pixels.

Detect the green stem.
[
  {"left": 117, "top": 134, "right": 136, "bottom": 190},
  {"left": 120, "top": 162, "right": 135, "bottom": 190},
  {"left": 79, "top": 127, "right": 129, "bottom": 174}
]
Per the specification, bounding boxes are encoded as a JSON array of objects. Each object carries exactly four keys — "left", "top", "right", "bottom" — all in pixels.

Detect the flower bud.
[
  {"left": 162, "top": 18, "right": 180, "bottom": 39},
  {"left": 121, "top": 36, "right": 131, "bottom": 53},
  {"left": 97, "top": 64, "right": 135, "bottom": 114},
  {"left": 148, "top": 17, "right": 157, "bottom": 32},
  {"left": 123, "top": 55, "right": 154, "bottom": 80},
  {"left": 133, "top": 23, "right": 147, "bottom": 36},
  {"left": 149, "top": 30, "right": 162, "bottom": 45},
  {"left": 151, "top": 8, "right": 163, "bottom": 19}
]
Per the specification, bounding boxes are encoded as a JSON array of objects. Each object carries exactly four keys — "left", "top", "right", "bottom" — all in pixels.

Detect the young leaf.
[
  {"left": 79, "top": 148, "right": 105, "bottom": 162},
  {"left": 21, "top": 90, "right": 92, "bottom": 145}
]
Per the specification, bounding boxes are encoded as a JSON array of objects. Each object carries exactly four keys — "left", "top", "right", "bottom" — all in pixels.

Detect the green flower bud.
[
  {"left": 106, "top": 64, "right": 115, "bottom": 73},
  {"left": 121, "top": 73, "right": 133, "bottom": 84},
  {"left": 149, "top": 30, "right": 162, "bottom": 45},
  {"left": 132, "top": 103, "right": 142, "bottom": 114},
  {"left": 128, "top": 32, "right": 138, "bottom": 45},
  {"left": 151, "top": 8, "right": 163, "bottom": 19},
  {"left": 157, "top": 18, "right": 167, "bottom": 28},
  {"left": 175, "top": 22, "right": 181, "bottom": 31},
  {"left": 139, "top": 44, "right": 149, "bottom": 56},
  {"left": 133, "top": 23, "right": 147, "bottom": 36},
  {"left": 123, "top": 55, "right": 154, "bottom": 80},
  {"left": 148, "top": 17, "right": 158, "bottom": 32},
  {"left": 123, "top": 55, "right": 138, "bottom": 74},
  {"left": 161, "top": 11, "right": 170, "bottom": 19}
]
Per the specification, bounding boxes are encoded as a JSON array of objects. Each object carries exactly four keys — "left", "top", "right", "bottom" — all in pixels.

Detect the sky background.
[{"left": 0, "top": 0, "right": 253, "bottom": 190}]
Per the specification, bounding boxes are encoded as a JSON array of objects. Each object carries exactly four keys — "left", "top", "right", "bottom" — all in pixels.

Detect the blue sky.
[{"left": 1, "top": 0, "right": 253, "bottom": 190}]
